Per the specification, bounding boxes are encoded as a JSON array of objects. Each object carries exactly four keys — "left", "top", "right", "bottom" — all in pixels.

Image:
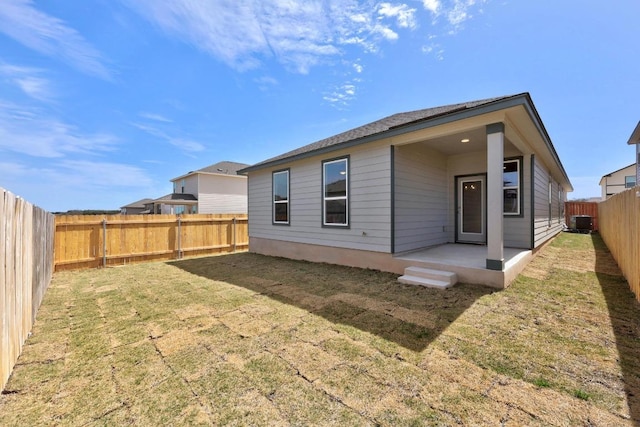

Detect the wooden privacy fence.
[
  {"left": 565, "top": 201, "right": 599, "bottom": 231},
  {"left": 598, "top": 188, "right": 640, "bottom": 302},
  {"left": 1, "top": 188, "right": 55, "bottom": 391},
  {"left": 54, "top": 214, "right": 248, "bottom": 271}
]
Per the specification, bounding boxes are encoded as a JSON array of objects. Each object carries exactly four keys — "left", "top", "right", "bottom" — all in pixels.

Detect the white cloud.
[
  {"left": 422, "top": 0, "right": 441, "bottom": 14},
  {"left": 121, "top": 0, "right": 417, "bottom": 73},
  {"left": 131, "top": 122, "right": 205, "bottom": 153},
  {"left": 0, "top": 100, "right": 118, "bottom": 158},
  {"left": 377, "top": 3, "right": 417, "bottom": 29},
  {"left": 139, "top": 112, "right": 173, "bottom": 123},
  {"left": 323, "top": 82, "right": 358, "bottom": 108},
  {"left": 353, "top": 62, "right": 364, "bottom": 73},
  {"left": 421, "top": 42, "right": 444, "bottom": 60},
  {"left": 0, "top": 64, "right": 54, "bottom": 102},
  {"left": 0, "top": 1, "right": 111, "bottom": 79},
  {"left": 421, "top": 0, "right": 483, "bottom": 30},
  {"left": 54, "top": 160, "right": 154, "bottom": 188}
]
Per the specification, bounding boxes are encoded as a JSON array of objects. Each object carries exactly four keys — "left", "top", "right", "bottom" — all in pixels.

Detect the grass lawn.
[{"left": 1, "top": 232, "right": 639, "bottom": 425}]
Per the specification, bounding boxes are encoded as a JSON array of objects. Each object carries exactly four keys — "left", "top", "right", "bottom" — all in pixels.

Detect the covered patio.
[{"left": 394, "top": 244, "right": 533, "bottom": 289}]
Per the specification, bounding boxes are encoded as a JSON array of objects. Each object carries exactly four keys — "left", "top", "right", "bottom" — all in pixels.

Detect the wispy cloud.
[
  {"left": 323, "top": 81, "right": 358, "bottom": 108},
  {"left": 0, "top": 63, "right": 54, "bottom": 102},
  {"left": 0, "top": 159, "right": 155, "bottom": 211},
  {"left": 422, "top": 0, "right": 483, "bottom": 30},
  {"left": 0, "top": 0, "right": 111, "bottom": 79},
  {"left": 378, "top": 3, "right": 418, "bottom": 30},
  {"left": 131, "top": 122, "right": 205, "bottom": 153},
  {"left": 121, "top": 0, "right": 422, "bottom": 74},
  {"left": 54, "top": 160, "right": 154, "bottom": 188},
  {"left": 139, "top": 112, "right": 173, "bottom": 123},
  {"left": 121, "top": 0, "right": 488, "bottom": 105},
  {"left": 0, "top": 100, "right": 118, "bottom": 158}
]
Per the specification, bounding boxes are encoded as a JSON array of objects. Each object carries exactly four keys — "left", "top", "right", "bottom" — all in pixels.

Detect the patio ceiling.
[{"left": 417, "top": 126, "right": 518, "bottom": 156}]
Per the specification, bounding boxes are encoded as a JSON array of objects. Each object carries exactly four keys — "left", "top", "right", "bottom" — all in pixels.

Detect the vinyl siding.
[
  {"left": 247, "top": 141, "right": 392, "bottom": 252},
  {"left": 533, "top": 156, "right": 563, "bottom": 247},
  {"left": 196, "top": 175, "right": 248, "bottom": 214},
  {"left": 394, "top": 144, "right": 448, "bottom": 252}
]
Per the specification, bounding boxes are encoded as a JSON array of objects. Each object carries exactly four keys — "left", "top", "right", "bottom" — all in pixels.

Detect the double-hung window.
[
  {"left": 273, "top": 170, "right": 289, "bottom": 224},
  {"left": 625, "top": 176, "right": 636, "bottom": 188},
  {"left": 503, "top": 159, "right": 521, "bottom": 215},
  {"left": 323, "top": 157, "right": 349, "bottom": 226}
]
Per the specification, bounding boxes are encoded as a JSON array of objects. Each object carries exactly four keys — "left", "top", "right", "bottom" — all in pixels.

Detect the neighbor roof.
[
  {"left": 197, "top": 161, "right": 250, "bottom": 175},
  {"left": 239, "top": 93, "right": 533, "bottom": 174},
  {"left": 153, "top": 193, "right": 198, "bottom": 202},
  {"left": 627, "top": 121, "right": 640, "bottom": 145},
  {"left": 120, "top": 198, "right": 153, "bottom": 209},
  {"left": 600, "top": 163, "right": 636, "bottom": 179},
  {"left": 171, "top": 161, "right": 250, "bottom": 182}
]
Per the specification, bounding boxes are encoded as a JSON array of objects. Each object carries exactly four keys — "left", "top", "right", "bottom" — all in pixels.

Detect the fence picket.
[
  {"left": 54, "top": 214, "right": 248, "bottom": 271},
  {"left": 1, "top": 188, "right": 54, "bottom": 391},
  {"left": 599, "top": 188, "right": 640, "bottom": 301}
]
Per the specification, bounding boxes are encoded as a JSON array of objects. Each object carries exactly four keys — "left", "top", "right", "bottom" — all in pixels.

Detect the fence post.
[
  {"left": 177, "top": 216, "right": 182, "bottom": 259},
  {"left": 233, "top": 217, "right": 237, "bottom": 252},
  {"left": 102, "top": 219, "right": 107, "bottom": 267}
]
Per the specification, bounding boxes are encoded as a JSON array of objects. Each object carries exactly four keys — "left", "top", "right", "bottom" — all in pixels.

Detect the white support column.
[{"left": 486, "top": 123, "right": 504, "bottom": 270}]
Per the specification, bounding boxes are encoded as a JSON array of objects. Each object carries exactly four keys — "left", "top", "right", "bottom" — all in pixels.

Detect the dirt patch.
[{"left": 1, "top": 233, "right": 638, "bottom": 426}]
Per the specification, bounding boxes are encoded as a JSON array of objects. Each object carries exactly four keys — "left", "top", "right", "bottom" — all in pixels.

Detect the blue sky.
[{"left": 0, "top": 0, "right": 637, "bottom": 212}]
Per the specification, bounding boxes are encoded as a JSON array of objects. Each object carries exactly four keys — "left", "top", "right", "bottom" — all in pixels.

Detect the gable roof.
[
  {"left": 240, "top": 94, "right": 525, "bottom": 174},
  {"left": 600, "top": 163, "right": 636, "bottom": 179},
  {"left": 628, "top": 121, "right": 640, "bottom": 145},
  {"left": 120, "top": 198, "right": 154, "bottom": 209},
  {"left": 197, "top": 161, "right": 250, "bottom": 175},
  {"left": 171, "top": 161, "right": 250, "bottom": 182},
  {"left": 153, "top": 193, "right": 198, "bottom": 202}
]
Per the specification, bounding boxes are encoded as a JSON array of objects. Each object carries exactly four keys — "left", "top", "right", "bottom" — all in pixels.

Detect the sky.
[{"left": 0, "top": 0, "right": 638, "bottom": 212}]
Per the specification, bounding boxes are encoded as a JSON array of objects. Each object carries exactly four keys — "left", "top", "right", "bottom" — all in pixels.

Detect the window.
[
  {"left": 503, "top": 159, "right": 520, "bottom": 215},
  {"left": 625, "top": 175, "right": 636, "bottom": 188},
  {"left": 548, "top": 180, "right": 553, "bottom": 227},
  {"left": 181, "top": 179, "right": 185, "bottom": 193},
  {"left": 323, "top": 158, "right": 349, "bottom": 226},
  {"left": 273, "top": 170, "right": 289, "bottom": 224},
  {"left": 558, "top": 187, "right": 564, "bottom": 219}
]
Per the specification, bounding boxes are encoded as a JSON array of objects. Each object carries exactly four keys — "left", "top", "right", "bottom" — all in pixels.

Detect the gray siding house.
[{"left": 239, "top": 93, "right": 572, "bottom": 288}]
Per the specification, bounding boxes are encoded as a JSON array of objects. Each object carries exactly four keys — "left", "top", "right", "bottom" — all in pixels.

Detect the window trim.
[
  {"left": 322, "top": 156, "right": 350, "bottom": 228},
  {"left": 272, "top": 169, "right": 290, "bottom": 225},
  {"left": 503, "top": 157, "right": 523, "bottom": 217},
  {"left": 625, "top": 175, "right": 636, "bottom": 189}
]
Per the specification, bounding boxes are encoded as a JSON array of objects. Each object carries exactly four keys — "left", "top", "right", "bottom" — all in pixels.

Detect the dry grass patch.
[{"left": 1, "top": 233, "right": 639, "bottom": 425}]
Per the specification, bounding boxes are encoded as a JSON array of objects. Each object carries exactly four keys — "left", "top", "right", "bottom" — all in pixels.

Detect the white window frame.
[
  {"left": 273, "top": 170, "right": 290, "bottom": 225},
  {"left": 322, "top": 158, "right": 349, "bottom": 227},
  {"left": 503, "top": 159, "right": 521, "bottom": 216},
  {"left": 625, "top": 175, "right": 636, "bottom": 188}
]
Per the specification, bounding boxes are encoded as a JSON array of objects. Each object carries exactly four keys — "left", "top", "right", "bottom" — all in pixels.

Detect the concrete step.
[
  {"left": 402, "top": 266, "right": 457, "bottom": 286},
  {"left": 397, "top": 275, "right": 453, "bottom": 289}
]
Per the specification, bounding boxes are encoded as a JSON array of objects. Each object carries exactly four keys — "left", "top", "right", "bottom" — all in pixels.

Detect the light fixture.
[{"left": 461, "top": 138, "right": 470, "bottom": 143}]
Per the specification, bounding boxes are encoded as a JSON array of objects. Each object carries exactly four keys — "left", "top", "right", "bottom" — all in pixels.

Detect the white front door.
[{"left": 457, "top": 175, "right": 486, "bottom": 244}]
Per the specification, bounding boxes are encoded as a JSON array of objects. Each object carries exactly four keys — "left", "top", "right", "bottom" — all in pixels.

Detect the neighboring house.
[
  {"left": 599, "top": 164, "right": 637, "bottom": 200},
  {"left": 239, "top": 93, "right": 573, "bottom": 288},
  {"left": 145, "top": 193, "right": 198, "bottom": 214},
  {"left": 628, "top": 121, "right": 640, "bottom": 185},
  {"left": 167, "top": 161, "right": 249, "bottom": 214},
  {"left": 120, "top": 198, "right": 153, "bottom": 214}
]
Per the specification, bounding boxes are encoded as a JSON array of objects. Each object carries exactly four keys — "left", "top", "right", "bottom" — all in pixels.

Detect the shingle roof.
[
  {"left": 120, "top": 198, "right": 154, "bottom": 209},
  {"left": 241, "top": 94, "right": 520, "bottom": 173},
  {"left": 153, "top": 193, "right": 198, "bottom": 202},
  {"left": 197, "top": 161, "right": 250, "bottom": 175}
]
